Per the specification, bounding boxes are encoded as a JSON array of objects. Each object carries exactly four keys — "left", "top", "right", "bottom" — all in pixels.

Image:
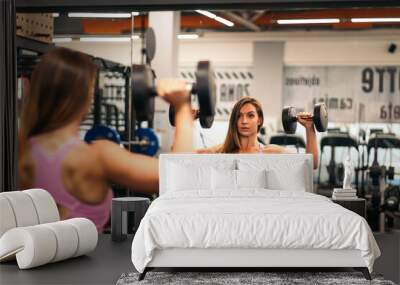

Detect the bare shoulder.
[
  {"left": 262, "top": 144, "right": 293, "bottom": 154},
  {"left": 88, "top": 139, "right": 118, "bottom": 154},
  {"left": 64, "top": 140, "right": 101, "bottom": 168},
  {"left": 84, "top": 139, "right": 129, "bottom": 165},
  {"left": 62, "top": 140, "right": 120, "bottom": 180},
  {"left": 196, "top": 144, "right": 222, "bottom": 154}
]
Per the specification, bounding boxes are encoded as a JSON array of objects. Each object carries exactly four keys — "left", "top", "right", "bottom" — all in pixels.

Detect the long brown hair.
[
  {"left": 18, "top": 47, "right": 97, "bottom": 188},
  {"left": 220, "top": 96, "right": 264, "bottom": 153}
]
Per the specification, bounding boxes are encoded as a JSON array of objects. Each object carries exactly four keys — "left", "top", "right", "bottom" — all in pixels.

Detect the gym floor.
[
  {"left": 0, "top": 235, "right": 134, "bottom": 285},
  {"left": 1, "top": 231, "right": 399, "bottom": 285}
]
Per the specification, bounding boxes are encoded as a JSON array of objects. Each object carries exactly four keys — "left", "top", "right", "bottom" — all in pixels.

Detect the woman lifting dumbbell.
[
  {"left": 18, "top": 47, "right": 193, "bottom": 232},
  {"left": 197, "top": 96, "right": 320, "bottom": 169}
]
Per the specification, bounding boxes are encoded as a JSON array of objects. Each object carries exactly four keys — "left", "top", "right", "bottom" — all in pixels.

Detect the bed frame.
[
  {"left": 138, "top": 154, "right": 372, "bottom": 281},
  {"left": 140, "top": 248, "right": 371, "bottom": 280}
]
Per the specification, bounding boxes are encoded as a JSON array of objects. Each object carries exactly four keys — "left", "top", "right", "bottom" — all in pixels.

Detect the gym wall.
[{"left": 56, "top": 29, "right": 400, "bottom": 171}]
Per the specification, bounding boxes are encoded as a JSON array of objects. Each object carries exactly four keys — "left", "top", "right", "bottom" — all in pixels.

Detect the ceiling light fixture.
[
  {"left": 79, "top": 35, "right": 140, "bottom": 42},
  {"left": 68, "top": 12, "right": 138, "bottom": 18},
  {"left": 277, "top": 18, "right": 340, "bottom": 24},
  {"left": 52, "top": 37, "right": 72, "bottom": 43},
  {"left": 177, "top": 34, "right": 199, "bottom": 40},
  {"left": 195, "top": 10, "right": 234, "bottom": 27},
  {"left": 80, "top": 37, "right": 131, "bottom": 42},
  {"left": 75, "top": 34, "right": 199, "bottom": 43},
  {"left": 351, "top": 18, "right": 400, "bottom": 23}
]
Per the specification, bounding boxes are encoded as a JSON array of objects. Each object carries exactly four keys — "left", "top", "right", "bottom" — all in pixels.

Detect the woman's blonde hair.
[
  {"left": 219, "top": 96, "right": 264, "bottom": 153},
  {"left": 18, "top": 47, "right": 97, "bottom": 188}
]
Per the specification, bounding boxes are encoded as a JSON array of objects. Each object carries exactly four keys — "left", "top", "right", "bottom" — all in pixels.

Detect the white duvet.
[{"left": 131, "top": 190, "right": 380, "bottom": 273}]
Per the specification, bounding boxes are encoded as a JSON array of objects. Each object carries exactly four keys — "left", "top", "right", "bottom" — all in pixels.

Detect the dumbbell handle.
[
  {"left": 288, "top": 114, "right": 314, "bottom": 122},
  {"left": 150, "top": 82, "right": 195, "bottom": 97},
  {"left": 192, "top": 109, "right": 200, "bottom": 119},
  {"left": 296, "top": 114, "right": 314, "bottom": 120},
  {"left": 122, "top": 139, "right": 150, "bottom": 147}
]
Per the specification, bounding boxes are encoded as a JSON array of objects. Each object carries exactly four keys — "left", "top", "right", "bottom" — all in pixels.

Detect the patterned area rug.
[{"left": 116, "top": 271, "right": 396, "bottom": 285}]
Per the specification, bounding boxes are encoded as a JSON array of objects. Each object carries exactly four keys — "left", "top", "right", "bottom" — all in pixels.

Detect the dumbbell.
[
  {"left": 132, "top": 61, "right": 216, "bottom": 127},
  {"left": 282, "top": 103, "right": 328, "bottom": 134},
  {"left": 168, "top": 105, "right": 214, "bottom": 128}
]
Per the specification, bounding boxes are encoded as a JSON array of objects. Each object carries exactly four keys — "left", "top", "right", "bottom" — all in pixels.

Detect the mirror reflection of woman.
[
  {"left": 18, "top": 47, "right": 193, "bottom": 232},
  {"left": 197, "top": 96, "right": 319, "bottom": 169}
]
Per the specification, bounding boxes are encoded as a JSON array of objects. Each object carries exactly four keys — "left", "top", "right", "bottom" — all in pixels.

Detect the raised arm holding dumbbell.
[
  {"left": 296, "top": 112, "right": 319, "bottom": 169},
  {"left": 197, "top": 97, "right": 326, "bottom": 169},
  {"left": 282, "top": 103, "right": 328, "bottom": 169},
  {"left": 156, "top": 78, "right": 193, "bottom": 153},
  {"left": 132, "top": 61, "right": 216, "bottom": 148}
]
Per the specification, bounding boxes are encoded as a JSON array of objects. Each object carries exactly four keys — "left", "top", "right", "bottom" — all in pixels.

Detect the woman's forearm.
[
  {"left": 305, "top": 127, "right": 319, "bottom": 169},
  {"left": 171, "top": 103, "right": 193, "bottom": 153}
]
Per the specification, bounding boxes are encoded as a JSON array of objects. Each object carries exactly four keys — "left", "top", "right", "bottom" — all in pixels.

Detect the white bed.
[{"left": 131, "top": 154, "right": 380, "bottom": 280}]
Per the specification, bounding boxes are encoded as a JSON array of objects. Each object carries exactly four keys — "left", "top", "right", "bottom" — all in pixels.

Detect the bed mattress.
[{"left": 131, "top": 190, "right": 380, "bottom": 273}]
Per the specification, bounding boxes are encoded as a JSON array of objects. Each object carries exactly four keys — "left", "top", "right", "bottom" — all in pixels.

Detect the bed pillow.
[
  {"left": 236, "top": 169, "right": 267, "bottom": 189},
  {"left": 237, "top": 158, "right": 308, "bottom": 192},
  {"left": 211, "top": 168, "right": 237, "bottom": 190},
  {"left": 167, "top": 162, "right": 211, "bottom": 191},
  {"left": 265, "top": 166, "right": 306, "bottom": 192}
]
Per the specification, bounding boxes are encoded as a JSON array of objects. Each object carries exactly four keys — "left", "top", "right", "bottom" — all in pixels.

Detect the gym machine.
[
  {"left": 317, "top": 132, "right": 359, "bottom": 197},
  {"left": 84, "top": 28, "right": 161, "bottom": 157},
  {"left": 365, "top": 132, "right": 400, "bottom": 232},
  {"left": 269, "top": 134, "right": 306, "bottom": 153}
]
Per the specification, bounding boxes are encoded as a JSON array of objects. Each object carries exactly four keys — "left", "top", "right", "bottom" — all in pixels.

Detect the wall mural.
[
  {"left": 179, "top": 65, "right": 400, "bottom": 124},
  {"left": 284, "top": 66, "right": 400, "bottom": 124},
  {"left": 179, "top": 66, "right": 254, "bottom": 121}
]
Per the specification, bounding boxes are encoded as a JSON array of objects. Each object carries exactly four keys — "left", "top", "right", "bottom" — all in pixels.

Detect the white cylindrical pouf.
[
  {"left": 64, "top": 218, "right": 98, "bottom": 257},
  {"left": 42, "top": 221, "right": 79, "bottom": 262},
  {"left": 0, "top": 196, "right": 17, "bottom": 238},
  {"left": 0, "top": 192, "right": 39, "bottom": 227},
  {"left": 0, "top": 226, "right": 57, "bottom": 269},
  {"left": 24, "top": 189, "right": 60, "bottom": 224}
]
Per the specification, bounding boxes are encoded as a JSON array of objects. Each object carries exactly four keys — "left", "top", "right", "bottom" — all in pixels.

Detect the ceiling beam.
[
  {"left": 221, "top": 11, "right": 261, "bottom": 31},
  {"left": 16, "top": 0, "right": 400, "bottom": 13},
  {"left": 251, "top": 10, "right": 266, "bottom": 22}
]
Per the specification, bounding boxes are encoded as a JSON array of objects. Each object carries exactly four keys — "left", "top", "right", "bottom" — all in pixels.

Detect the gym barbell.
[
  {"left": 84, "top": 125, "right": 159, "bottom": 156},
  {"left": 132, "top": 61, "right": 217, "bottom": 127},
  {"left": 282, "top": 103, "right": 328, "bottom": 134}
]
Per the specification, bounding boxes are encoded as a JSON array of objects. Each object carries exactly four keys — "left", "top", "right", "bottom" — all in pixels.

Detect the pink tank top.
[{"left": 29, "top": 137, "right": 113, "bottom": 232}]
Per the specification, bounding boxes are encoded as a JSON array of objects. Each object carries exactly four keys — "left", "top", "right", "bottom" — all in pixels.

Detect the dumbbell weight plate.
[
  {"left": 132, "top": 64, "right": 156, "bottom": 122},
  {"left": 131, "top": 128, "right": 159, "bottom": 156},
  {"left": 196, "top": 61, "right": 216, "bottom": 117},
  {"left": 169, "top": 106, "right": 213, "bottom": 128},
  {"left": 199, "top": 114, "right": 214, "bottom": 128},
  {"left": 313, "top": 103, "right": 328, "bottom": 132},
  {"left": 84, "top": 124, "right": 121, "bottom": 144},
  {"left": 169, "top": 105, "right": 176, "bottom": 127},
  {"left": 282, "top": 106, "right": 297, "bottom": 134},
  {"left": 145, "top": 28, "right": 156, "bottom": 62}
]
